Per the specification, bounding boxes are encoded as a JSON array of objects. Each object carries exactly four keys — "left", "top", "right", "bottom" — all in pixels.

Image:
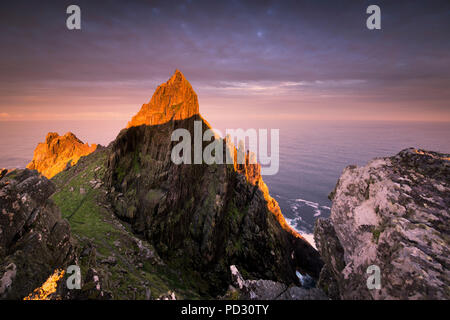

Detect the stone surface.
[
  {"left": 315, "top": 148, "right": 450, "bottom": 300},
  {"left": 157, "top": 291, "right": 177, "bottom": 300},
  {"left": 0, "top": 169, "right": 76, "bottom": 299},
  {"left": 27, "top": 132, "right": 97, "bottom": 179},
  {"left": 0, "top": 263, "right": 16, "bottom": 298}
]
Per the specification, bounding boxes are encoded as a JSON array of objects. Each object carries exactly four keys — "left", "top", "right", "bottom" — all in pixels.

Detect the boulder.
[
  {"left": 315, "top": 148, "right": 450, "bottom": 299},
  {"left": 0, "top": 169, "right": 76, "bottom": 299}
]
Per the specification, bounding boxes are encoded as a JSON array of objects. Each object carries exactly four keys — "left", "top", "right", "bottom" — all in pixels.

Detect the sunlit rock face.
[
  {"left": 127, "top": 69, "right": 199, "bottom": 128},
  {"left": 23, "top": 269, "right": 65, "bottom": 300},
  {"left": 27, "top": 132, "right": 97, "bottom": 179},
  {"left": 106, "top": 70, "right": 322, "bottom": 296},
  {"left": 315, "top": 148, "right": 450, "bottom": 300},
  {"left": 0, "top": 169, "right": 76, "bottom": 299}
]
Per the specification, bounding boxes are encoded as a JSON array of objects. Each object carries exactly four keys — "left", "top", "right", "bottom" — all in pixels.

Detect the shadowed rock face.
[
  {"left": 315, "top": 148, "right": 450, "bottom": 300},
  {"left": 106, "top": 71, "right": 322, "bottom": 295},
  {"left": 27, "top": 132, "right": 97, "bottom": 179},
  {"left": 127, "top": 70, "right": 199, "bottom": 128},
  {"left": 0, "top": 169, "right": 76, "bottom": 299}
]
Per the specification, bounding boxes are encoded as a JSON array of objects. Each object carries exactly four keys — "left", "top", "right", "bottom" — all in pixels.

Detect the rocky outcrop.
[
  {"left": 127, "top": 69, "right": 199, "bottom": 128},
  {"left": 106, "top": 70, "right": 322, "bottom": 296},
  {"left": 0, "top": 169, "right": 76, "bottom": 299},
  {"left": 27, "top": 132, "right": 97, "bottom": 179},
  {"left": 315, "top": 148, "right": 450, "bottom": 300},
  {"left": 224, "top": 265, "right": 328, "bottom": 300}
]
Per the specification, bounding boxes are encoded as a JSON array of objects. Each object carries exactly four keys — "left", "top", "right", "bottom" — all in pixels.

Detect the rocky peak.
[
  {"left": 127, "top": 69, "right": 199, "bottom": 128},
  {"left": 45, "top": 132, "right": 82, "bottom": 145},
  {"left": 106, "top": 71, "right": 322, "bottom": 295},
  {"left": 27, "top": 132, "right": 97, "bottom": 179}
]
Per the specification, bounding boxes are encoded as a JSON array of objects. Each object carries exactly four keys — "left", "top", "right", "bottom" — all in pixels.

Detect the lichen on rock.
[{"left": 315, "top": 148, "right": 450, "bottom": 300}]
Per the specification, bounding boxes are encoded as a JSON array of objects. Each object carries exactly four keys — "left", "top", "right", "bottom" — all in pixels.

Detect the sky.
[{"left": 0, "top": 0, "right": 449, "bottom": 125}]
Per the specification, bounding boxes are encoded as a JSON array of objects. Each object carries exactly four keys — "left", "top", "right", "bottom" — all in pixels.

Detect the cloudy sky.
[{"left": 0, "top": 0, "right": 449, "bottom": 125}]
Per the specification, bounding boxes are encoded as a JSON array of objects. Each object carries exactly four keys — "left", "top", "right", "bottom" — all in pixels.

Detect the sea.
[{"left": 1, "top": 119, "right": 449, "bottom": 247}]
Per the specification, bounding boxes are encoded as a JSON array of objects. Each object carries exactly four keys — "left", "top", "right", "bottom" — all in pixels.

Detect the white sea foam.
[
  {"left": 283, "top": 197, "right": 332, "bottom": 249},
  {"left": 284, "top": 217, "right": 317, "bottom": 249},
  {"left": 293, "top": 198, "right": 331, "bottom": 217},
  {"left": 284, "top": 216, "right": 303, "bottom": 228}
]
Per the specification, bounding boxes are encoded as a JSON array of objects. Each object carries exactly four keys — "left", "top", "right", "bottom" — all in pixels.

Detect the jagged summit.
[
  {"left": 105, "top": 70, "right": 322, "bottom": 296},
  {"left": 46, "top": 132, "right": 82, "bottom": 144},
  {"left": 127, "top": 69, "right": 200, "bottom": 128},
  {"left": 27, "top": 132, "right": 97, "bottom": 179}
]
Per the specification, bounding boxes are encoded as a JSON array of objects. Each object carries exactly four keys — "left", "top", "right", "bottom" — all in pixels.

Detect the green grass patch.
[
  {"left": 372, "top": 228, "right": 382, "bottom": 244},
  {"left": 50, "top": 150, "right": 206, "bottom": 299}
]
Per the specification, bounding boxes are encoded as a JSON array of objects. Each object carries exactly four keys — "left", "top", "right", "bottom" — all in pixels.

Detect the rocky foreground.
[
  {"left": 0, "top": 169, "right": 76, "bottom": 299},
  {"left": 315, "top": 148, "right": 450, "bottom": 299}
]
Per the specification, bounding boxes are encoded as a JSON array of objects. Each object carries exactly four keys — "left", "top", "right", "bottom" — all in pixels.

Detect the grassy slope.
[{"left": 51, "top": 148, "right": 204, "bottom": 299}]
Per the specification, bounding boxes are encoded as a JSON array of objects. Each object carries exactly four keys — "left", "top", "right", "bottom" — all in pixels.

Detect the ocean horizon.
[{"left": 1, "top": 119, "right": 450, "bottom": 246}]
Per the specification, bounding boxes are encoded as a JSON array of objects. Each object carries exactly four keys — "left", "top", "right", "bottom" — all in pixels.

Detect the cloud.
[
  {"left": 0, "top": 111, "right": 132, "bottom": 121},
  {"left": 0, "top": 0, "right": 449, "bottom": 121},
  {"left": 198, "top": 79, "right": 367, "bottom": 97}
]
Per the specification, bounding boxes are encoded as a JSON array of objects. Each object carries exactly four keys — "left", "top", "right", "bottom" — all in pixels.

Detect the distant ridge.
[{"left": 27, "top": 132, "right": 97, "bottom": 179}]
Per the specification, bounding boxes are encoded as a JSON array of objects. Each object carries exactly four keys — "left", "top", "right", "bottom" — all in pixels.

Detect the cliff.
[
  {"left": 27, "top": 132, "right": 97, "bottom": 179},
  {"left": 0, "top": 169, "right": 76, "bottom": 299},
  {"left": 314, "top": 148, "right": 450, "bottom": 299},
  {"left": 106, "top": 70, "right": 322, "bottom": 295}
]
